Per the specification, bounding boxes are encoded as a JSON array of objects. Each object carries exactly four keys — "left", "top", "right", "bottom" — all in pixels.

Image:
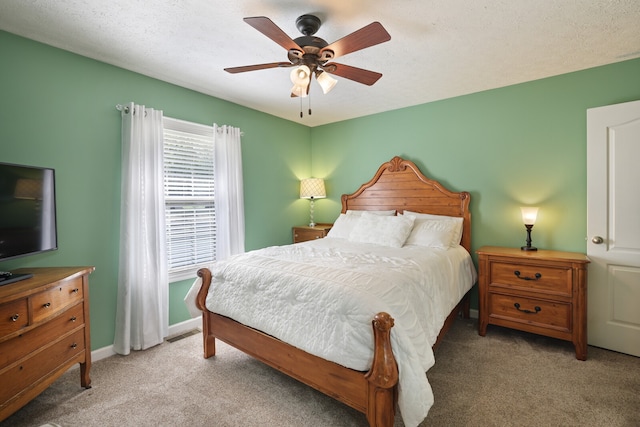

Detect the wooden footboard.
[{"left": 195, "top": 268, "right": 399, "bottom": 427}]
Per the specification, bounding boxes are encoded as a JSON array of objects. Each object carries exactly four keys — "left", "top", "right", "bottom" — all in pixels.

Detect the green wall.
[
  {"left": 0, "top": 31, "right": 311, "bottom": 349},
  {"left": 310, "top": 58, "right": 640, "bottom": 308},
  {"left": 311, "top": 59, "right": 640, "bottom": 252},
  {"left": 2, "top": 29, "right": 640, "bottom": 350}
]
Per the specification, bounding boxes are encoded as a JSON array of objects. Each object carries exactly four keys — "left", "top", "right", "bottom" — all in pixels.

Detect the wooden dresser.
[
  {"left": 292, "top": 224, "right": 333, "bottom": 243},
  {"left": 0, "top": 266, "right": 94, "bottom": 421},
  {"left": 477, "top": 246, "right": 589, "bottom": 360}
]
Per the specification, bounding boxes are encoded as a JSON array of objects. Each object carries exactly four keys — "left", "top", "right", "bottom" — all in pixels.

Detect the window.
[{"left": 163, "top": 117, "right": 216, "bottom": 281}]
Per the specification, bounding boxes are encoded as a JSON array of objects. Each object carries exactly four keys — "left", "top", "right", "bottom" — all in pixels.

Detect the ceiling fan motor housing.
[{"left": 296, "top": 14, "right": 322, "bottom": 36}]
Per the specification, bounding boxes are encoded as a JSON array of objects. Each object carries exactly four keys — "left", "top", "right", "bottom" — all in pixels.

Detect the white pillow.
[
  {"left": 402, "top": 211, "right": 464, "bottom": 247},
  {"left": 346, "top": 209, "right": 396, "bottom": 216},
  {"left": 326, "top": 214, "right": 359, "bottom": 239},
  {"left": 348, "top": 212, "right": 415, "bottom": 248}
]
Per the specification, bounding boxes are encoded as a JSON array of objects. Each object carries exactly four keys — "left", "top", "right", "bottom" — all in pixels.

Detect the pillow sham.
[
  {"left": 326, "top": 214, "right": 358, "bottom": 239},
  {"left": 348, "top": 212, "right": 415, "bottom": 248},
  {"left": 403, "top": 218, "right": 459, "bottom": 248},
  {"left": 402, "top": 210, "right": 464, "bottom": 247}
]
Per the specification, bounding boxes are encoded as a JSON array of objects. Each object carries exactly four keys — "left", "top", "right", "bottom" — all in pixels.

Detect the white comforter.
[{"left": 187, "top": 238, "right": 476, "bottom": 427}]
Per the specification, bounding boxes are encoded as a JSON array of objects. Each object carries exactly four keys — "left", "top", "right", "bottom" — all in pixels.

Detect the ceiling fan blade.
[
  {"left": 244, "top": 16, "right": 304, "bottom": 54},
  {"left": 320, "top": 22, "right": 390, "bottom": 59},
  {"left": 324, "top": 63, "right": 383, "bottom": 86},
  {"left": 224, "top": 62, "right": 293, "bottom": 74}
]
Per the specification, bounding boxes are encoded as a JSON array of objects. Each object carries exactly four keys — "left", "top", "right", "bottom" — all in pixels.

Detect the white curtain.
[
  {"left": 114, "top": 102, "right": 168, "bottom": 355},
  {"left": 213, "top": 124, "right": 245, "bottom": 260}
]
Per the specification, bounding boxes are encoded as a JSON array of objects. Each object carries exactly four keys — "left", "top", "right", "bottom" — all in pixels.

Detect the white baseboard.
[
  {"left": 168, "top": 315, "right": 202, "bottom": 336},
  {"left": 91, "top": 316, "right": 202, "bottom": 363}
]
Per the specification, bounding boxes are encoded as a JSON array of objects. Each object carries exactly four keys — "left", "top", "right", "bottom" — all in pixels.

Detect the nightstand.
[
  {"left": 292, "top": 224, "right": 332, "bottom": 243},
  {"left": 477, "top": 246, "right": 590, "bottom": 360}
]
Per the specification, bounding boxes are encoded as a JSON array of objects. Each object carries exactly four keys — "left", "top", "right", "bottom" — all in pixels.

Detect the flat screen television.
[{"left": 0, "top": 162, "right": 58, "bottom": 285}]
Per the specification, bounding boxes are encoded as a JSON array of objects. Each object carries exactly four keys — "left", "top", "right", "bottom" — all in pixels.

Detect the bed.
[{"left": 192, "top": 156, "right": 475, "bottom": 427}]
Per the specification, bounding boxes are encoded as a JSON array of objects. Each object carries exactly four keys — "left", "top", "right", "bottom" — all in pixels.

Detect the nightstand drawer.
[
  {"left": 488, "top": 293, "right": 571, "bottom": 332},
  {"left": 490, "top": 262, "right": 572, "bottom": 296},
  {"left": 294, "top": 228, "right": 326, "bottom": 242},
  {"left": 292, "top": 224, "right": 332, "bottom": 243}
]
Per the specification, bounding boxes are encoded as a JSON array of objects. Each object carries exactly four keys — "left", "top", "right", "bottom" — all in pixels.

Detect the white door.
[{"left": 586, "top": 99, "right": 640, "bottom": 357}]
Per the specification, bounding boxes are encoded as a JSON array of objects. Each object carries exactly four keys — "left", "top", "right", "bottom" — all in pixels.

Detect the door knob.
[{"left": 592, "top": 236, "right": 604, "bottom": 244}]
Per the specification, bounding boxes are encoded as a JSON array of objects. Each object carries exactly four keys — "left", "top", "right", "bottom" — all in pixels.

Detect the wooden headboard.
[{"left": 341, "top": 156, "right": 471, "bottom": 252}]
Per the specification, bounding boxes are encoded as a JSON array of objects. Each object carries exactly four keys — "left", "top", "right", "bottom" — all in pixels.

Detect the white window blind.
[{"left": 163, "top": 117, "right": 216, "bottom": 280}]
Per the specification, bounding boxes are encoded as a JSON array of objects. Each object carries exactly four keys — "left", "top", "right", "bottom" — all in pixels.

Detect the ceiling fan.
[{"left": 224, "top": 15, "right": 391, "bottom": 99}]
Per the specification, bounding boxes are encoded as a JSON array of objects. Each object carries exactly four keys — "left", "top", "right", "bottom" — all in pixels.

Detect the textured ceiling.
[{"left": 1, "top": 0, "right": 639, "bottom": 127}]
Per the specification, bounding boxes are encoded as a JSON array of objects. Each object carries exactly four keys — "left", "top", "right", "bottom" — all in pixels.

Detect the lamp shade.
[
  {"left": 300, "top": 178, "right": 326, "bottom": 199},
  {"left": 316, "top": 71, "right": 337, "bottom": 94},
  {"left": 290, "top": 65, "right": 311, "bottom": 86},
  {"left": 290, "top": 84, "right": 308, "bottom": 98},
  {"left": 520, "top": 207, "right": 539, "bottom": 225}
]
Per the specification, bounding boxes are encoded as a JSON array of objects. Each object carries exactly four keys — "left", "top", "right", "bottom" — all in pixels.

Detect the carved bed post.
[
  {"left": 364, "top": 312, "right": 399, "bottom": 427},
  {"left": 196, "top": 268, "right": 216, "bottom": 359}
]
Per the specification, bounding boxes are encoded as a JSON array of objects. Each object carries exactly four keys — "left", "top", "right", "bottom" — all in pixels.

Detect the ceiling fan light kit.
[
  {"left": 224, "top": 14, "right": 391, "bottom": 117},
  {"left": 291, "top": 65, "right": 311, "bottom": 84},
  {"left": 315, "top": 70, "right": 337, "bottom": 94}
]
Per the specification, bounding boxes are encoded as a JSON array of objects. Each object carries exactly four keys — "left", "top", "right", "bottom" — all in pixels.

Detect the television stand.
[{"left": 0, "top": 272, "right": 33, "bottom": 286}]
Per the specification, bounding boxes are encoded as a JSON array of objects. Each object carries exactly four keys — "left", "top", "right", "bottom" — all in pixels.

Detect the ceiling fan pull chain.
[
  {"left": 308, "top": 93, "right": 312, "bottom": 116},
  {"left": 300, "top": 95, "right": 303, "bottom": 118}
]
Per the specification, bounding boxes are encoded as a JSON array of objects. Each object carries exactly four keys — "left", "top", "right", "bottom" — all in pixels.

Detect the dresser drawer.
[
  {"left": 488, "top": 293, "right": 571, "bottom": 332},
  {"left": 31, "top": 277, "right": 84, "bottom": 323},
  {"left": 0, "top": 327, "right": 85, "bottom": 403},
  {"left": 0, "top": 299, "right": 29, "bottom": 339},
  {"left": 0, "top": 303, "right": 85, "bottom": 367},
  {"left": 489, "top": 261, "right": 572, "bottom": 296}
]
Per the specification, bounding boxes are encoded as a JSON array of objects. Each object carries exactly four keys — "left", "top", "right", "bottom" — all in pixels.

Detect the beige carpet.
[{"left": 4, "top": 318, "right": 639, "bottom": 427}]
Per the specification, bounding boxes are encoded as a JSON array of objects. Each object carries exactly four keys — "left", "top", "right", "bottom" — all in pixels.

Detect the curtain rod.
[{"left": 115, "top": 104, "right": 244, "bottom": 135}]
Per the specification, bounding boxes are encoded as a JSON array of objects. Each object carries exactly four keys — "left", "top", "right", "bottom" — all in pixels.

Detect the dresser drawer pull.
[
  {"left": 71, "top": 343, "right": 78, "bottom": 349},
  {"left": 514, "top": 270, "right": 542, "bottom": 281},
  {"left": 514, "top": 303, "right": 541, "bottom": 314},
  {"left": 11, "top": 313, "right": 20, "bottom": 322},
  {"left": 43, "top": 302, "right": 51, "bottom": 308},
  {"left": 72, "top": 288, "right": 79, "bottom": 294},
  {"left": 70, "top": 316, "right": 77, "bottom": 322}
]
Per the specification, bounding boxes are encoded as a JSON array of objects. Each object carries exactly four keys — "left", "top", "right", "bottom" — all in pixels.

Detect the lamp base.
[{"left": 521, "top": 224, "right": 537, "bottom": 251}]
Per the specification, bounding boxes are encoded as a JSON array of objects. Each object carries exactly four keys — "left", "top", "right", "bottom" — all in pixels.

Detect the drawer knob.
[
  {"left": 514, "top": 303, "right": 541, "bottom": 314},
  {"left": 43, "top": 302, "right": 51, "bottom": 308},
  {"left": 70, "top": 316, "right": 77, "bottom": 322},
  {"left": 514, "top": 270, "right": 542, "bottom": 281},
  {"left": 72, "top": 288, "right": 79, "bottom": 294},
  {"left": 71, "top": 343, "right": 78, "bottom": 349},
  {"left": 11, "top": 314, "right": 20, "bottom": 322}
]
